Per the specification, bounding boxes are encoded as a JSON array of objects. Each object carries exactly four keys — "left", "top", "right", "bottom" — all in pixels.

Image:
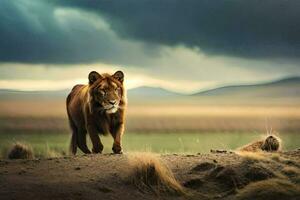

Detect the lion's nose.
[{"left": 109, "top": 100, "right": 117, "bottom": 105}]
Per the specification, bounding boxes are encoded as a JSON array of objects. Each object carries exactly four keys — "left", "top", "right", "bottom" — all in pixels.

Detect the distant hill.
[
  {"left": 0, "top": 77, "right": 299, "bottom": 100},
  {"left": 0, "top": 86, "right": 180, "bottom": 100},
  {"left": 0, "top": 89, "right": 70, "bottom": 100},
  {"left": 193, "top": 77, "right": 300, "bottom": 98},
  {"left": 127, "top": 86, "right": 180, "bottom": 98}
]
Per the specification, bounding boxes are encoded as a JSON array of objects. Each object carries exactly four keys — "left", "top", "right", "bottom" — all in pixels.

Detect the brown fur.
[
  {"left": 239, "top": 135, "right": 281, "bottom": 152},
  {"left": 66, "top": 71, "right": 126, "bottom": 155}
]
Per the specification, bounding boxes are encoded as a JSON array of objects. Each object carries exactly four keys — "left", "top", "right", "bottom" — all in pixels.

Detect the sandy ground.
[{"left": 0, "top": 151, "right": 300, "bottom": 200}]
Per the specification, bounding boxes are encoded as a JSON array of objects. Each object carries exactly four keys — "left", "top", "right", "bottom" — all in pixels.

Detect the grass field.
[
  {"left": 0, "top": 97, "right": 299, "bottom": 158},
  {"left": 1, "top": 98, "right": 300, "bottom": 133},
  {"left": 1, "top": 132, "right": 299, "bottom": 158}
]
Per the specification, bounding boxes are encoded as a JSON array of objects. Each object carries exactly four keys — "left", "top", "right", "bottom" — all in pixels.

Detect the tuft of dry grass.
[
  {"left": 282, "top": 166, "right": 300, "bottom": 177},
  {"left": 7, "top": 142, "right": 34, "bottom": 159},
  {"left": 46, "top": 149, "right": 63, "bottom": 158},
  {"left": 45, "top": 143, "right": 64, "bottom": 158},
  {"left": 235, "top": 151, "right": 267, "bottom": 161},
  {"left": 125, "top": 152, "right": 184, "bottom": 195},
  {"left": 236, "top": 179, "right": 300, "bottom": 200}
]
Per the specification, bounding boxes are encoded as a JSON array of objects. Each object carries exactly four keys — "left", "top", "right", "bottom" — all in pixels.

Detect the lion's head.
[{"left": 88, "top": 70, "right": 125, "bottom": 114}]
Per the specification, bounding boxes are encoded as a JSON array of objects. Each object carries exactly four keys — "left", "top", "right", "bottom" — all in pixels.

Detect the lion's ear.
[
  {"left": 112, "top": 71, "right": 124, "bottom": 83},
  {"left": 88, "top": 71, "right": 102, "bottom": 84}
]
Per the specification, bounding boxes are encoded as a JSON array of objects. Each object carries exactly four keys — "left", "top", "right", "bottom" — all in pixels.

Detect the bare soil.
[{"left": 0, "top": 150, "right": 300, "bottom": 200}]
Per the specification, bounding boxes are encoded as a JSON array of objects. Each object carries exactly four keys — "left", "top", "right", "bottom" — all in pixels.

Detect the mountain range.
[
  {"left": 0, "top": 77, "right": 299, "bottom": 100},
  {"left": 193, "top": 76, "right": 300, "bottom": 98}
]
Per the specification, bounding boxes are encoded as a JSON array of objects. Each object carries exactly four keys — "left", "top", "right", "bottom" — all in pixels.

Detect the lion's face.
[{"left": 88, "top": 71, "right": 124, "bottom": 114}]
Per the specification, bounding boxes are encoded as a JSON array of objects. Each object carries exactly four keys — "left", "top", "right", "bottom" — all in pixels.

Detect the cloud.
[
  {"left": 1, "top": 50, "right": 299, "bottom": 93},
  {"left": 0, "top": 0, "right": 161, "bottom": 65},
  {"left": 57, "top": 0, "right": 300, "bottom": 60},
  {"left": 0, "top": 63, "right": 214, "bottom": 92},
  {"left": 0, "top": 0, "right": 299, "bottom": 92},
  {"left": 1, "top": 0, "right": 300, "bottom": 65}
]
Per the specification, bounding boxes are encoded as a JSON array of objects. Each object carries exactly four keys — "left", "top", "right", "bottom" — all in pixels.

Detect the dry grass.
[
  {"left": 236, "top": 179, "right": 300, "bottom": 200},
  {"left": 271, "top": 154, "right": 300, "bottom": 169},
  {"left": 1, "top": 99, "right": 300, "bottom": 133},
  {"left": 125, "top": 152, "right": 184, "bottom": 195},
  {"left": 7, "top": 142, "right": 34, "bottom": 159},
  {"left": 45, "top": 150, "right": 63, "bottom": 158},
  {"left": 282, "top": 166, "right": 300, "bottom": 177},
  {"left": 1, "top": 99, "right": 300, "bottom": 118},
  {"left": 235, "top": 151, "right": 268, "bottom": 161},
  {"left": 2, "top": 115, "right": 299, "bottom": 133},
  {"left": 45, "top": 148, "right": 63, "bottom": 158}
]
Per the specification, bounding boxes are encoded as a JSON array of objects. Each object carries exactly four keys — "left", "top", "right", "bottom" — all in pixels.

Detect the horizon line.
[{"left": 0, "top": 75, "right": 298, "bottom": 95}]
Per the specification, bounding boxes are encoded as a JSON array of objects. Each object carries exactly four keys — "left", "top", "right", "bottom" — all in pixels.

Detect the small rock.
[
  {"left": 211, "top": 149, "right": 227, "bottom": 154},
  {"left": 186, "top": 154, "right": 196, "bottom": 157}
]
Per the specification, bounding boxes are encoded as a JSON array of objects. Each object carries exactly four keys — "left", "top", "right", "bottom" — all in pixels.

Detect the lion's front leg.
[
  {"left": 111, "top": 123, "right": 124, "bottom": 154},
  {"left": 87, "top": 124, "right": 104, "bottom": 153}
]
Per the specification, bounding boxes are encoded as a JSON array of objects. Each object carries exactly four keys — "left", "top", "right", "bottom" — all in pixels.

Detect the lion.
[
  {"left": 239, "top": 135, "right": 281, "bottom": 152},
  {"left": 66, "top": 70, "right": 126, "bottom": 155}
]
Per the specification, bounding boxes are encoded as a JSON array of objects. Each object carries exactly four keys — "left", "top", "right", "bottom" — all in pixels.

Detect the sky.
[{"left": 0, "top": 0, "right": 300, "bottom": 93}]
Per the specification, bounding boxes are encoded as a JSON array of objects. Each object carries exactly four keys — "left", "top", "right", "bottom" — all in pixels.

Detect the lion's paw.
[{"left": 112, "top": 145, "right": 122, "bottom": 154}]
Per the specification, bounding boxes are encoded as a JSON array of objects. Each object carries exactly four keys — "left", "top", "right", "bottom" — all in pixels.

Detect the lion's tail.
[{"left": 66, "top": 93, "right": 77, "bottom": 155}]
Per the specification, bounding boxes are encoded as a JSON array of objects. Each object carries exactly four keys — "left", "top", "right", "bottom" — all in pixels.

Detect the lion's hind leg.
[
  {"left": 70, "top": 130, "right": 77, "bottom": 155},
  {"left": 77, "top": 128, "right": 91, "bottom": 154}
]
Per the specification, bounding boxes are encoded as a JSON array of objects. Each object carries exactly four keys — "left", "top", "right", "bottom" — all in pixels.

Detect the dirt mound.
[
  {"left": 236, "top": 179, "right": 300, "bottom": 200},
  {"left": 216, "top": 162, "right": 274, "bottom": 189},
  {"left": 184, "top": 156, "right": 276, "bottom": 196},
  {"left": 192, "top": 162, "right": 216, "bottom": 172},
  {"left": 0, "top": 151, "right": 299, "bottom": 200},
  {"left": 214, "top": 167, "right": 243, "bottom": 189},
  {"left": 183, "top": 178, "right": 203, "bottom": 189},
  {"left": 244, "top": 165, "right": 275, "bottom": 182},
  {"left": 7, "top": 142, "right": 34, "bottom": 159}
]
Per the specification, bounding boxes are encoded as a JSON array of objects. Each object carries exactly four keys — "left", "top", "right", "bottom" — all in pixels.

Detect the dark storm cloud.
[
  {"left": 58, "top": 0, "right": 300, "bottom": 59},
  {"left": 0, "top": 0, "right": 100, "bottom": 63},
  {"left": 0, "top": 0, "right": 154, "bottom": 64},
  {"left": 0, "top": 0, "right": 300, "bottom": 64}
]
